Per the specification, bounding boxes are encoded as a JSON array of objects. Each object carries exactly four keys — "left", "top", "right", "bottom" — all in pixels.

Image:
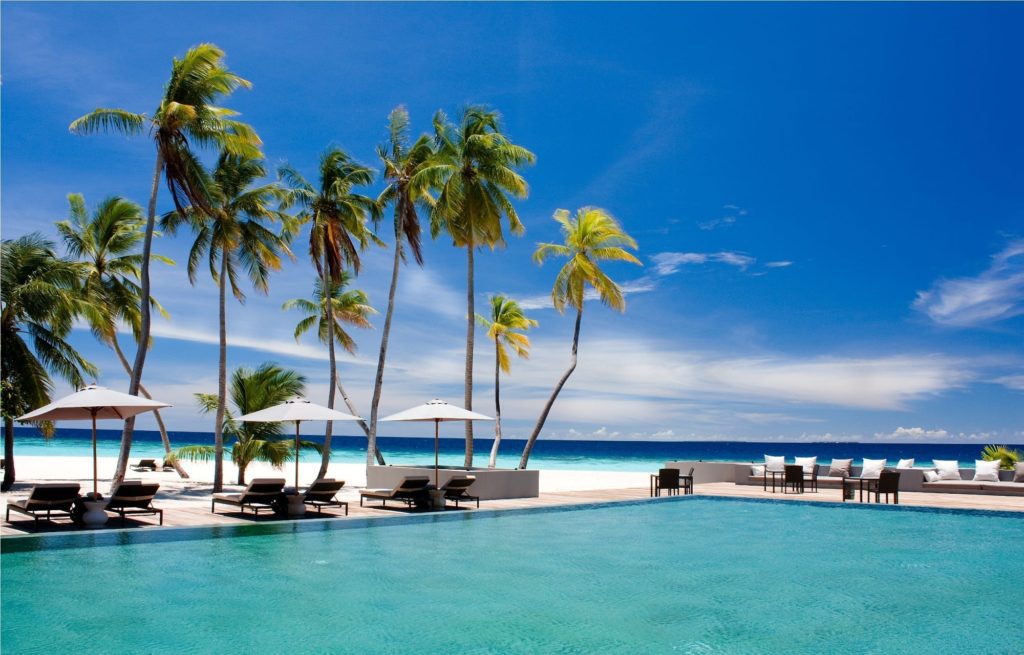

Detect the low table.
[
  {"left": 842, "top": 476, "right": 879, "bottom": 503},
  {"left": 763, "top": 470, "right": 785, "bottom": 493}
]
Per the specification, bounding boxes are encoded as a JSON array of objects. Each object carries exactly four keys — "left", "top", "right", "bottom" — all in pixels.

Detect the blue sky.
[{"left": 2, "top": 2, "right": 1022, "bottom": 444}]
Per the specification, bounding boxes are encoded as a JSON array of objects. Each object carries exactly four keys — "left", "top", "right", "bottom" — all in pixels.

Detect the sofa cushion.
[
  {"left": 794, "top": 456, "right": 817, "bottom": 474},
  {"left": 861, "top": 458, "right": 887, "bottom": 479},
  {"left": 973, "top": 460, "right": 1001, "bottom": 482},
  {"left": 896, "top": 458, "right": 915, "bottom": 469},
  {"left": 1015, "top": 462, "right": 1024, "bottom": 483},
  {"left": 764, "top": 455, "right": 785, "bottom": 472},
  {"left": 828, "top": 458, "right": 853, "bottom": 477},
  {"left": 933, "top": 460, "right": 962, "bottom": 481}
]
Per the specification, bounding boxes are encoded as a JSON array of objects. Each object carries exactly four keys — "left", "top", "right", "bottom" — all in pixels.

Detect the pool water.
[{"left": 3, "top": 498, "right": 1022, "bottom": 654}]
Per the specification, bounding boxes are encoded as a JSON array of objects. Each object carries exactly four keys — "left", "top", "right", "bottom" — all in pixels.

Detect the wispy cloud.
[
  {"left": 698, "top": 204, "right": 748, "bottom": 231},
  {"left": 651, "top": 251, "right": 755, "bottom": 275},
  {"left": 994, "top": 375, "right": 1024, "bottom": 391},
  {"left": 913, "top": 239, "right": 1024, "bottom": 327},
  {"left": 514, "top": 278, "right": 658, "bottom": 311},
  {"left": 765, "top": 261, "right": 793, "bottom": 268}
]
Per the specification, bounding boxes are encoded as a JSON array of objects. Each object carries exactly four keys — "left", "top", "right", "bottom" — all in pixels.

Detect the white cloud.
[
  {"left": 913, "top": 239, "right": 1024, "bottom": 327},
  {"left": 698, "top": 204, "right": 748, "bottom": 230},
  {"left": 874, "top": 426, "right": 951, "bottom": 441},
  {"left": 765, "top": 261, "right": 793, "bottom": 268},
  {"left": 652, "top": 251, "right": 755, "bottom": 275},
  {"left": 515, "top": 277, "right": 658, "bottom": 310},
  {"left": 398, "top": 267, "right": 466, "bottom": 321},
  {"left": 994, "top": 375, "right": 1024, "bottom": 391}
]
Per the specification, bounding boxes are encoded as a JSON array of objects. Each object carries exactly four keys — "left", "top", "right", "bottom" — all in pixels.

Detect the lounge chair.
[
  {"left": 131, "top": 459, "right": 158, "bottom": 472},
  {"left": 868, "top": 470, "right": 900, "bottom": 504},
  {"left": 211, "top": 478, "right": 286, "bottom": 515},
  {"left": 6, "top": 483, "right": 81, "bottom": 527},
  {"left": 105, "top": 481, "right": 163, "bottom": 525},
  {"left": 359, "top": 476, "right": 431, "bottom": 509},
  {"left": 652, "top": 468, "right": 682, "bottom": 497},
  {"left": 680, "top": 467, "right": 695, "bottom": 495},
  {"left": 161, "top": 460, "right": 177, "bottom": 471},
  {"left": 441, "top": 475, "right": 479, "bottom": 509},
  {"left": 784, "top": 465, "right": 805, "bottom": 494},
  {"left": 301, "top": 478, "right": 348, "bottom": 515}
]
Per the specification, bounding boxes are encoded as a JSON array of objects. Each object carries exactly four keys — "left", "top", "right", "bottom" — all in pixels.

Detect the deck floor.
[{"left": 3, "top": 483, "right": 1021, "bottom": 539}]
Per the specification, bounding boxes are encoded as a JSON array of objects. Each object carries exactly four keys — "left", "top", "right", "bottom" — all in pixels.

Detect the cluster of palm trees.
[{"left": 1, "top": 42, "right": 641, "bottom": 493}]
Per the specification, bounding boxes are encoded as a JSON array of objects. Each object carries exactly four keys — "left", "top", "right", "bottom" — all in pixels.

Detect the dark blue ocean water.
[{"left": 9, "top": 427, "right": 1013, "bottom": 471}]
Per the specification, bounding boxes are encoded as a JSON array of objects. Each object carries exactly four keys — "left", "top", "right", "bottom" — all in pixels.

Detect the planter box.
[{"left": 366, "top": 465, "right": 539, "bottom": 500}]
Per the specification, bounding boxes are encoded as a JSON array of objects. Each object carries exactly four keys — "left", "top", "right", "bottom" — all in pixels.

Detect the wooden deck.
[{"left": 3, "top": 483, "right": 1021, "bottom": 539}]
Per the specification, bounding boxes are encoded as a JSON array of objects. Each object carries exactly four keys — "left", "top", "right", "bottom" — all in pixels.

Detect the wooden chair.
[
  {"left": 680, "top": 467, "right": 695, "bottom": 495},
  {"left": 784, "top": 465, "right": 805, "bottom": 494},
  {"left": 869, "top": 470, "right": 901, "bottom": 504},
  {"left": 653, "top": 468, "right": 681, "bottom": 497}
]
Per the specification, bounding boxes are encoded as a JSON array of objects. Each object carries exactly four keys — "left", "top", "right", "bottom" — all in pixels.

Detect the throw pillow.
[
  {"left": 794, "top": 456, "right": 818, "bottom": 474},
  {"left": 973, "top": 459, "right": 1001, "bottom": 482},
  {"left": 924, "top": 470, "right": 940, "bottom": 483},
  {"left": 1015, "top": 462, "right": 1024, "bottom": 483},
  {"left": 861, "top": 458, "right": 887, "bottom": 479},
  {"left": 933, "top": 460, "right": 962, "bottom": 481},
  {"left": 751, "top": 465, "right": 765, "bottom": 476},
  {"left": 896, "top": 458, "right": 915, "bottom": 469},
  {"left": 764, "top": 455, "right": 785, "bottom": 472},
  {"left": 828, "top": 458, "right": 853, "bottom": 477}
]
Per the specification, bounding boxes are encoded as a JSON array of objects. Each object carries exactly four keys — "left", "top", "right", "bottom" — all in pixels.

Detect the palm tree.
[
  {"left": 69, "top": 43, "right": 261, "bottom": 486},
  {"left": 519, "top": 207, "right": 640, "bottom": 469},
  {"left": 1, "top": 234, "right": 99, "bottom": 490},
  {"left": 982, "top": 445, "right": 1022, "bottom": 470},
  {"left": 476, "top": 295, "right": 537, "bottom": 468},
  {"left": 279, "top": 148, "right": 381, "bottom": 472},
  {"left": 428, "top": 106, "right": 535, "bottom": 467},
  {"left": 55, "top": 194, "right": 190, "bottom": 478},
  {"left": 368, "top": 106, "right": 437, "bottom": 466},
  {"left": 283, "top": 274, "right": 377, "bottom": 478},
  {"left": 162, "top": 152, "right": 294, "bottom": 493},
  {"left": 174, "top": 363, "right": 321, "bottom": 485}
]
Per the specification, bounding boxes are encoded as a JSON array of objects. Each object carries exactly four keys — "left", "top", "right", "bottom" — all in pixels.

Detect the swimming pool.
[{"left": 3, "top": 498, "right": 1022, "bottom": 654}]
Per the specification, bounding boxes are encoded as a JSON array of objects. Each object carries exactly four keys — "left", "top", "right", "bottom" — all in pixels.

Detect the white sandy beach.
[{"left": 1, "top": 455, "right": 649, "bottom": 512}]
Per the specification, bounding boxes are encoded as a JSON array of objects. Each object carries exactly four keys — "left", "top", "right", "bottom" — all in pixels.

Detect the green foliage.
[
  {"left": 981, "top": 445, "right": 1022, "bottom": 470},
  {"left": 476, "top": 295, "right": 538, "bottom": 374},
  {"left": 283, "top": 273, "right": 376, "bottom": 354},
  {"left": 377, "top": 106, "right": 437, "bottom": 265},
  {"left": 1, "top": 234, "right": 98, "bottom": 417},
  {"left": 174, "top": 363, "right": 321, "bottom": 482},
  {"left": 534, "top": 207, "right": 641, "bottom": 313}
]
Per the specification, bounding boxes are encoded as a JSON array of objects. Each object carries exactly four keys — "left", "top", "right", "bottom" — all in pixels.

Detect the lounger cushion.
[
  {"left": 861, "top": 459, "right": 887, "bottom": 479},
  {"left": 828, "top": 459, "right": 853, "bottom": 477},
  {"left": 933, "top": 460, "right": 962, "bottom": 481},
  {"left": 973, "top": 460, "right": 1001, "bottom": 482},
  {"left": 764, "top": 455, "right": 785, "bottom": 472},
  {"left": 896, "top": 458, "right": 915, "bottom": 469},
  {"left": 1015, "top": 463, "right": 1024, "bottom": 483},
  {"left": 794, "top": 457, "right": 817, "bottom": 474}
]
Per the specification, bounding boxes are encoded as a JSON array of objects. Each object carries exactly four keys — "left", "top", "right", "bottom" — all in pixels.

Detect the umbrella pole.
[
  {"left": 435, "top": 419, "right": 439, "bottom": 489},
  {"left": 91, "top": 409, "right": 98, "bottom": 499},
  {"left": 295, "top": 421, "right": 301, "bottom": 492}
]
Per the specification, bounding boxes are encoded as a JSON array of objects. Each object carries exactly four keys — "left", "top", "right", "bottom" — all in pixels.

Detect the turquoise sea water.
[
  {"left": 3, "top": 498, "right": 1022, "bottom": 654},
  {"left": 11, "top": 427, "right": 1011, "bottom": 471}
]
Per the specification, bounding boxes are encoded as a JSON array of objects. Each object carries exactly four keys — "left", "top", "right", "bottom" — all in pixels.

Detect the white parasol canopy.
[
  {"left": 17, "top": 384, "right": 172, "bottom": 498},
  {"left": 380, "top": 399, "right": 493, "bottom": 487},
  {"left": 235, "top": 398, "right": 361, "bottom": 493}
]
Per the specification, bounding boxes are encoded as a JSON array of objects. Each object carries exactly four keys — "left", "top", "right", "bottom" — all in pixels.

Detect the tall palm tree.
[
  {"left": 368, "top": 106, "right": 437, "bottom": 466},
  {"left": 174, "top": 363, "right": 321, "bottom": 485},
  {"left": 69, "top": 43, "right": 261, "bottom": 486},
  {"left": 279, "top": 148, "right": 381, "bottom": 472},
  {"left": 476, "top": 295, "right": 537, "bottom": 468},
  {"left": 1, "top": 234, "right": 99, "bottom": 490},
  {"left": 428, "top": 106, "right": 535, "bottom": 467},
  {"left": 284, "top": 274, "right": 377, "bottom": 477},
  {"left": 162, "top": 152, "right": 294, "bottom": 493},
  {"left": 519, "top": 207, "right": 640, "bottom": 469},
  {"left": 56, "top": 194, "right": 190, "bottom": 478}
]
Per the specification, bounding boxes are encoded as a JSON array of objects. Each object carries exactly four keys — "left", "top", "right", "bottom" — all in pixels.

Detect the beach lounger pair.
[
  {"left": 359, "top": 475, "right": 479, "bottom": 510},
  {"left": 211, "top": 478, "right": 348, "bottom": 516},
  {"left": 131, "top": 459, "right": 176, "bottom": 472},
  {"left": 6, "top": 481, "right": 164, "bottom": 528}
]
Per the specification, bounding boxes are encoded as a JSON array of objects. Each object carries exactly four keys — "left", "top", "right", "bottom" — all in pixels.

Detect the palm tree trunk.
[
  {"left": 488, "top": 342, "right": 502, "bottom": 469},
  {"left": 336, "top": 379, "right": 384, "bottom": 464},
  {"left": 110, "top": 334, "right": 189, "bottom": 479},
  {"left": 464, "top": 243, "right": 475, "bottom": 467},
  {"left": 367, "top": 239, "right": 403, "bottom": 466},
  {"left": 318, "top": 258, "right": 336, "bottom": 480},
  {"left": 213, "top": 251, "right": 228, "bottom": 493},
  {"left": 113, "top": 151, "right": 164, "bottom": 488},
  {"left": 2, "top": 417, "right": 14, "bottom": 491},
  {"left": 519, "top": 306, "right": 583, "bottom": 469},
  {"left": 237, "top": 461, "right": 247, "bottom": 486}
]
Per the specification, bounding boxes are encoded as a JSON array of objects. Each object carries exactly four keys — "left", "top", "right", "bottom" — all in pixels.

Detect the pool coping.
[{"left": 3, "top": 492, "right": 1021, "bottom": 554}]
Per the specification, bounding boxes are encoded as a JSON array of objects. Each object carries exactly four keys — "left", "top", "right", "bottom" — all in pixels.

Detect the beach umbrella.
[
  {"left": 17, "top": 384, "right": 172, "bottom": 499},
  {"left": 379, "top": 399, "right": 493, "bottom": 488},
  {"left": 234, "top": 398, "right": 361, "bottom": 493}
]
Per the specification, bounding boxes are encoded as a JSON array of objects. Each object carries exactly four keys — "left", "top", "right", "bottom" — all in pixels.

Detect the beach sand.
[{"left": 1, "top": 455, "right": 650, "bottom": 514}]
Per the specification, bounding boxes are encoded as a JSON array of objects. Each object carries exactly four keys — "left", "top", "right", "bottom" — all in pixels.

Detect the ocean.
[{"left": 8, "top": 427, "right": 1013, "bottom": 471}]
